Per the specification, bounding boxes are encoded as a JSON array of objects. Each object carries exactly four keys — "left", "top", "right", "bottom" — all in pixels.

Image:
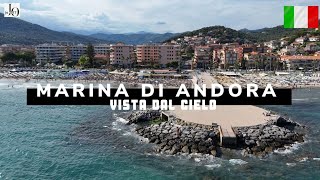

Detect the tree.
[
  {"left": 166, "top": 61, "right": 179, "bottom": 68},
  {"left": 121, "top": 55, "right": 125, "bottom": 68},
  {"left": 126, "top": 57, "right": 130, "bottom": 69},
  {"left": 78, "top": 55, "right": 89, "bottom": 68},
  {"left": 241, "top": 58, "right": 247, "bottom": 70},
  {"left": 234, "top": 61, "right": 240, "bottom": 72},
  {"left": 1, "top": 52, "right": 17, "bottom": 64},
  {"left": 254, "top": 60, "right": 259, "bottom": 72},
  {"left": 86, "top": 43, "right": 95, "bottom": 68},
  {"left": 17, "top": 52, "right": 36, "bottom": 66},
  {"left": 312, "top": 61, "right": 318, "bottom": 72},
  {"left": 46, "top": 57, "right": 51, "bottom": 65}
]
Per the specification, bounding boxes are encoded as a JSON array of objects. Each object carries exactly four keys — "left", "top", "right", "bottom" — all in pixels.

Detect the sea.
[{"left": 0, "top": 80, "right": 320, "bottom": 179}]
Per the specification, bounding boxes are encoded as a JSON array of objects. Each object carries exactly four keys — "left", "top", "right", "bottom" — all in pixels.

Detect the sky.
[{"left": 0, "top": 0, "right": 319, "bottom": 34}]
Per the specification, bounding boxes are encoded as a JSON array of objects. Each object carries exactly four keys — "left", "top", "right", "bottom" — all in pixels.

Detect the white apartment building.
[
  {"left": 94, "top": 44, "right": 110, "bottom": 55},
  {"left": 69, "top": 44, "right": 110, "bottom": 61},
  {"left": 35, "top": 43, "right": 66, "bottom": 64},
  {"left": 70, "top": 44, "right": 86, "bottom": 61}
]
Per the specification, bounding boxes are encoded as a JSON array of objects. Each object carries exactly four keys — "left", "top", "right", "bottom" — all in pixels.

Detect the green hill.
[{"left": 165, "top": 26, "right": 255, "bottom": 43}]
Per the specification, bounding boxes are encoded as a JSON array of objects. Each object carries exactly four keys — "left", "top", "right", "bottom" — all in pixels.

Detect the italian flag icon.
[{"left": 284, "top": 6, "right": 319, "bottom": 29}]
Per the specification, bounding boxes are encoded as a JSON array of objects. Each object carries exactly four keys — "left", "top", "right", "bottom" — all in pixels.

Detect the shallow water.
[{"left": 0, "top": 82, "right": 320, "bottom": 179}]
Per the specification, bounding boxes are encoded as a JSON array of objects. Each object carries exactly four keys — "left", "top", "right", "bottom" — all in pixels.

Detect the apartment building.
[
  {"left": 136, "top": 44, "right": 160, "bottom": 65},
  {"left": 213, "top": 48, "right": 238, "bottom": 69},
  {"left": 69, "top": 44, "right": 86, "bottom": 61},
  {"left": 193, "top": 46, "right": 212, "bottom": 68},
  {"left": 94, "top": 44, "right": 110, "bottom": 55},
  {"left": 35, "top": 43, "right": 66, "bottom": 63},
  {"left": 69, "top": 44, "right": 110, "bottom": 61},
  {"left": 136, "top": 44, "right": 181, "bottom": 66},
  {"left": 109, "top": 43, "right": 134, "bottom": 66}
]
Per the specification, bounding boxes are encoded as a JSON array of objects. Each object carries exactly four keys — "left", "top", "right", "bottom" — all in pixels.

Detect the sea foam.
[{"left": 229, "top": 159, "right": 248, "bottom": 165}]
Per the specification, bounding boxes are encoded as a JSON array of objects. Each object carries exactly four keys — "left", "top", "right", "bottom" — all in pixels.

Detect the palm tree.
[
  {"left": 234, "top": 60, "right": 240, "bottom": 72},
  {"left": 126, "top": 57, "right": 130, "bottom": 69},
  {"left": 121, "top": 55, "right": 125, "bottom": 68}
]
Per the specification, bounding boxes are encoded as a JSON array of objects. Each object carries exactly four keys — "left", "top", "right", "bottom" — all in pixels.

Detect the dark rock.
[
  {"left": 154, "top": 139, "right": 160, "bottom": 144},
  {"left": 163, "top": 145, "right": 171, "bottom": 152},
  {"left": 198, "top": 145, "right": 207, "bottom": 153},
  {"left": 159, "top": 142, "right": 167, "bottom": 149},
  {"left": 149, "top": 136, "right": 157, "bottom": 143},
  {"left": 191, "top": 148, "right": 199, "bottom": 153},
  {"left": 209, "top": 132, "right": 216, "bottom": 139}
]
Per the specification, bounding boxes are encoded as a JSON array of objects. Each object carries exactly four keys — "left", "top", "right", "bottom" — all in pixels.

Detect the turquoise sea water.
[{"left": 0, "top": 81, "right": 320, "bottom": 179}]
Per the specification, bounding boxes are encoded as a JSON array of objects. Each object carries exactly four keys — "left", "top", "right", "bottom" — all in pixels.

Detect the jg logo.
[{"left": 4, "top": 3, "right": 20, "bottom": 17}]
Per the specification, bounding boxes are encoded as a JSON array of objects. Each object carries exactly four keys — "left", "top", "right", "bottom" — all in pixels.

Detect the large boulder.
[{"left": 181, "top": 145, "right": 190, "bottom": 153}]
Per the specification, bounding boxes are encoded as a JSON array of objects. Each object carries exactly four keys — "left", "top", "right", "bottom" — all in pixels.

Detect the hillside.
[
  {"left": 165, "top": 26, "right": 255, "bottom": 43},
  {"left": 240, "top": 26, "right": 303, "bottom": 42},
  {"left": 0, "top": 13, "right": 109, "bottom": 45},
  {"left": 90, "top": 32, "right": 178, "bottom": 45},
  {"left": 165, "top": 25, "right": 320, "bottom": 43}
]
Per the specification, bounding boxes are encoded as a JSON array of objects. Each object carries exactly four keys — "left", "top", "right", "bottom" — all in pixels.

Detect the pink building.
[
  {"left": 136, "top": 44, "right": 181, "bottom": 66},
  {"left": 213, "top": 47, "right": 238, "bottom": 69},
  {"left": 109, "top": 43, "right": 134, "bottom": 67},
  {"left": 193, "top": 46, "right": 212, "bottom": 68}
]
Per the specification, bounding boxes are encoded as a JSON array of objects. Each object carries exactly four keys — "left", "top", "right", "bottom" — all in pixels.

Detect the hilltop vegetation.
[{"left": 165, "top": 26, "right": 253, "bottom": 43}]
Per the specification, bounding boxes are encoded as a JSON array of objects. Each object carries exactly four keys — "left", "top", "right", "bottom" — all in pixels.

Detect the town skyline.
[{"left": 0, "top": 0, "right": 319, "bottom": 35}]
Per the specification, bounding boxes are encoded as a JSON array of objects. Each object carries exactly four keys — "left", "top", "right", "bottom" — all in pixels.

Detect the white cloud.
[{"left": 0, "top": 0, "right": 319, "bottom": 33}]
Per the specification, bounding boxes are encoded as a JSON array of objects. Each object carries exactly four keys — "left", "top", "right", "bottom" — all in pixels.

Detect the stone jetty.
[
  {"left": 233, "top": 117, "right": 305, "bottom": 157},
  {"left": 126, "top": 109, "right": 306, "bottom": 157}
]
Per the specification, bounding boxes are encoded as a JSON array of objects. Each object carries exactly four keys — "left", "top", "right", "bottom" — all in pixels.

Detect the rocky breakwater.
[
  {"left": 126, "top": 110, "right": 220, "bottom": 156},
  {"left": 233, "top": 117, "right": 306, "bottom": 157}
]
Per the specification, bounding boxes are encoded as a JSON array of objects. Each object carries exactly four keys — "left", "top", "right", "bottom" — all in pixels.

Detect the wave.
[
  {"left": 298, "top": 157, "right": 308, "bottom": 162},
  {"left": 205, "top": 164, "right": 222, "bottom": 169},
  {"left": 292, "top": 98, "right": 310, "bottom": 101},
  {"left": 274, "top": 142, "right": 303, "bottom": 155},
  {"left": 115, "top": 116, "right": 129, "bottom": 124},
  {"left": 229, "top": 159, "right": 248, "bottom": 165},
  {"left": 313, "top": 158, "right": 320, "bottom": 161},
  {"left": 123, "top": 131, "right": 149, "bottom": 143},
  {"left": 286, "top": 163, "right": 296, "bottom": 167},
  {"left": 111, "top": 113, "right": 129, "bottom": 131},
  {"left": 112, "top": 113, "right": 149, "bottom": 143}
]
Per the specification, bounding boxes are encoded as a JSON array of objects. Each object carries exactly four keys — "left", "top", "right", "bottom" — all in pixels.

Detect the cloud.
[
  {"left": 0, "top": 0, "right": 319, "bottom": 33},
  {"left": 156, "top": 21, "right": 166, "bottom": 25}
]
